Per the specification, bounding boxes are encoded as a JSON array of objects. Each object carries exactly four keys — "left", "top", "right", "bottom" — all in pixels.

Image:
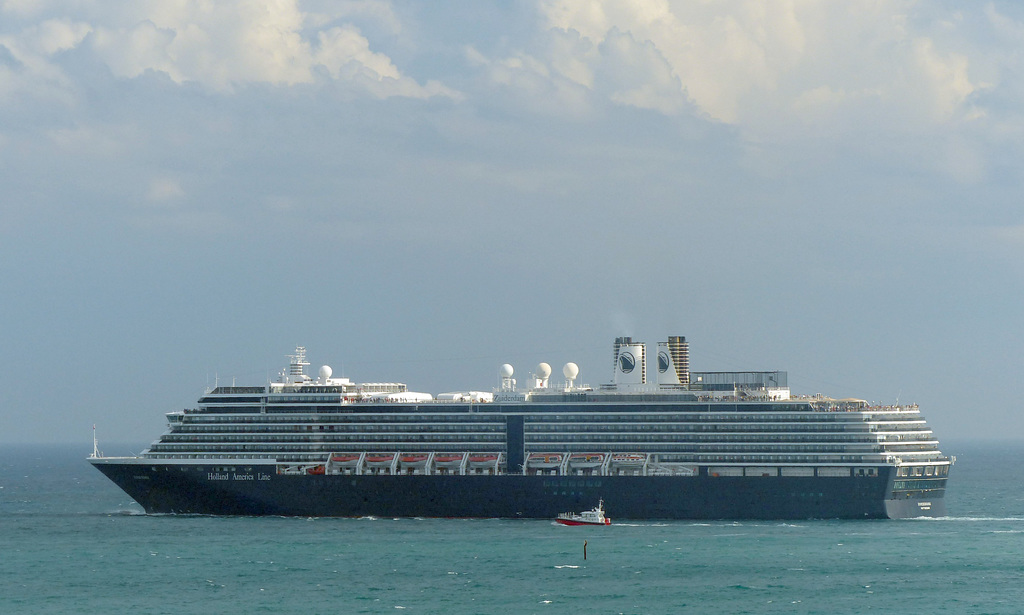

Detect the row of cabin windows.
[
  {"left": 148, "top": 444, "right": 504, "bottom": 454},
  {"left": 896, "top": 465, "right": 950, "bottom": 477},
  {"left": 151, "top": 435, "right": 506, "bottom": 450},
  {"left": 526, "top": 416, "right": 928, "bottom": 427},
  {"left": 183, "top": 413, "right": 930, "bottom": 431},
  {"left": 528, "top": 432, "right": 939, "bottom": 447},
  {"left": 528, "top": 433, "right": 939, "bottom": 448},
  {"left": 173, "top": 423, "right": 899, "bottom": 439},
  {"left": 162, "top": 434, "right": 878, "bottom": 449},
  {"left": 173, "top": 423, "right": 932, "bottom": 441},
  {"left": 175, "top": 423, "right": 504, "bottom": 433},
  {"left": 527, "top": 440, "right": 867, "bottom": 453},
  {"left": 188, "top": 410, "right": 923, "bottom": 423},
  {"left": 525, "top": 422, "right": 930, "bottom": 433},
  {"left": 148, "top": 442, "right": 937, "bottom": 464},
  {"left": 524, "top": 427, "right": 917, "bottom": 442},
  {"left": 159, "top": 433, "right": 940, "bottom": 452},
  {"left": 185, "top": 413, "right": 499, "bottom": 423},
  {"left": 142, "top": 446, "right": 897, "bottom": 460},
  {"left": 160, "top": 434, "right": 507, "bottom": 444},
  {"left": 168, "top": 430, "right": 889, "bottom": 443},
  {"left": 526, "top": 413, "right": 876, "bottom": 423},
  {"left": 525, "top": 423, "right": 868, "bottom": 433},
  {"left": 174, "top": 418, "right": 926, "bottom": 433}
]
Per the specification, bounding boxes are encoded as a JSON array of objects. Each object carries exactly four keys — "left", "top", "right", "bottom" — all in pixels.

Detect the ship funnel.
[
  {"left": 657, "top": 336, "right": 690, "bottom": 387},
  {"left": 613, "top": 337, "right": 646, "bottom": 385}
]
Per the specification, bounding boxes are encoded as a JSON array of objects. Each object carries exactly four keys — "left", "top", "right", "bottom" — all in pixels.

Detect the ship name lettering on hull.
[{"left": 206, "top": 472, "right": 270, "bottom": 481}]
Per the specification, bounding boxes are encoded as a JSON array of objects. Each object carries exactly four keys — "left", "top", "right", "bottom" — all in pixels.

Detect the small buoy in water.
[{"left": 584, "top": 539, "right": 588, "bottom": 560}]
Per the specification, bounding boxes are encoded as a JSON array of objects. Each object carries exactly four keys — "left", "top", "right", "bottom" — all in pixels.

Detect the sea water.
[{"left": 2, "top": 441, "right": 1022, "bottom": 614}]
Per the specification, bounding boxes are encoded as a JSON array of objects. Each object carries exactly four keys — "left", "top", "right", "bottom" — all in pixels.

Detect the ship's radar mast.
[{"left": 287, "top": 346, "right": 310, "bottom": 382}]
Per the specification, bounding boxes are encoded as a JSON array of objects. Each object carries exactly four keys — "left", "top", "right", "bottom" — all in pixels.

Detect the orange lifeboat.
[
  {"left": 569, "top": 453, "right": 605, "bottom": 467},
  {"left": 434, "top": 454, "right": 465, "bottom": 463},
  {"left": 528, "top": 453, "right": 562, "bottom": 467},
  {"left": 611, "top": 454, "right": 646, "bottom": 466}
]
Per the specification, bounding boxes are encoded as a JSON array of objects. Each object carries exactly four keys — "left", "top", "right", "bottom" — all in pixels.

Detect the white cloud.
[
  {"left": 911, "top": 37, "right": 975, "bottom": 122},
  {"left": 467, "top": 42, "right": 594, "bottom": 117},
  {"left": 2, "top": 0, "right": 457, "bottom": 99},
  {"left": 594, "top": 28, "right": 686, "bottom": 116},
  {"left": 31, "top": 18, "right": 91, "bottom": 55},
  {"left": 311, "top": 24, "right": 456, "bottom": 99},
  {"left": 90, "top": 21, "right": 178, "bottom": 82},
  {"left": 316, "top": 25, "right": 399, "bottom": 81},
  {"left": 532, "top": 0, "right": 980, "bottom": 131},
  {"left": 0, "top": 18, "right": 91, "bottom": 105}
]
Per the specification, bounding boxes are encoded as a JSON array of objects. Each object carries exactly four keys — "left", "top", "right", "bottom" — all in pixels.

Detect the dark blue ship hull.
[{"left": 90, "top": 460, "right": 946, "bottom": 519}]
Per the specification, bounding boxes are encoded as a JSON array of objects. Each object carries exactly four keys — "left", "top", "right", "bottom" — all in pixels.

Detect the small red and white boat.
[{"left": 555, "top": 499, "right": 611, "bottom": 526}]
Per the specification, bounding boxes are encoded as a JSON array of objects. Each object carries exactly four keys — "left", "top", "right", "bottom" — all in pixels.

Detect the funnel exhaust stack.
[{"left": 613, "top": 337, "right": 647, "bottom": 385}]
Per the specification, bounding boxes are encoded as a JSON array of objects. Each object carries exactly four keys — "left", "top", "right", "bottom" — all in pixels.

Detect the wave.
[
  {"left": 911, "top": 516, "right": 1024, "bottom": 522},
  {"left": 609, "top": 522, "right": 670, "bottom": 527}
]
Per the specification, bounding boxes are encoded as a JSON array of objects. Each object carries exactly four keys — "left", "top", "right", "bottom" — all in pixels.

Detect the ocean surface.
[{"left": 2, "top": 440, "right": 1022, "bottom": 614}]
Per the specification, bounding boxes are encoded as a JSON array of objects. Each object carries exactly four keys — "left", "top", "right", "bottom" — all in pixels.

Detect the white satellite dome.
[
  {"left": 536, "top": 362, "right": 552, "bottom": 378},
  {"left": 500, "top": 364, "right": 514, "bottom": 378},
  {"left": 562, "top": 362, "right": 579, "bottom": 380},
  {"left": 319, "top": 365, "right": 333, "bottom": 380}
]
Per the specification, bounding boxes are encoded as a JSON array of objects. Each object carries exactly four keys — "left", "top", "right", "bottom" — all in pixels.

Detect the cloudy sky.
[{"left": 2, "top": 0, "right": 1023, "bottom": 447}]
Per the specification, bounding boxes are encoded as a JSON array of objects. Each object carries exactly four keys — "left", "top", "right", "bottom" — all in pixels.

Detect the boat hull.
[{"left": 90, "top": 459, "right": 947, "bottom": 520}]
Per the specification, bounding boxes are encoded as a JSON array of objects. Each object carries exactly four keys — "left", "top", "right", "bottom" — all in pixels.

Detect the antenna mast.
[{"left": 91, "top": 424, "right": 103, "bottom": 459}]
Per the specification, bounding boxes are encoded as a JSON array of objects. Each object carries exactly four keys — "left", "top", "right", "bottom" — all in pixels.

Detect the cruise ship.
[{"left": 89, "top": 336, "right": 952, "bottom": 519}]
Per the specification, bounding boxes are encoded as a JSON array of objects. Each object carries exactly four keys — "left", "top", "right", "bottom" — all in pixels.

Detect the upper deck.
[{"left": 134, "top": 339, "right": 951, "bottom": 477}]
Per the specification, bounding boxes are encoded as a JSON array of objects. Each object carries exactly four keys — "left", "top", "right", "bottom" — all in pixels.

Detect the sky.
[{"left": 2, "top": 0, "right": 1023, "bottom": 446}]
